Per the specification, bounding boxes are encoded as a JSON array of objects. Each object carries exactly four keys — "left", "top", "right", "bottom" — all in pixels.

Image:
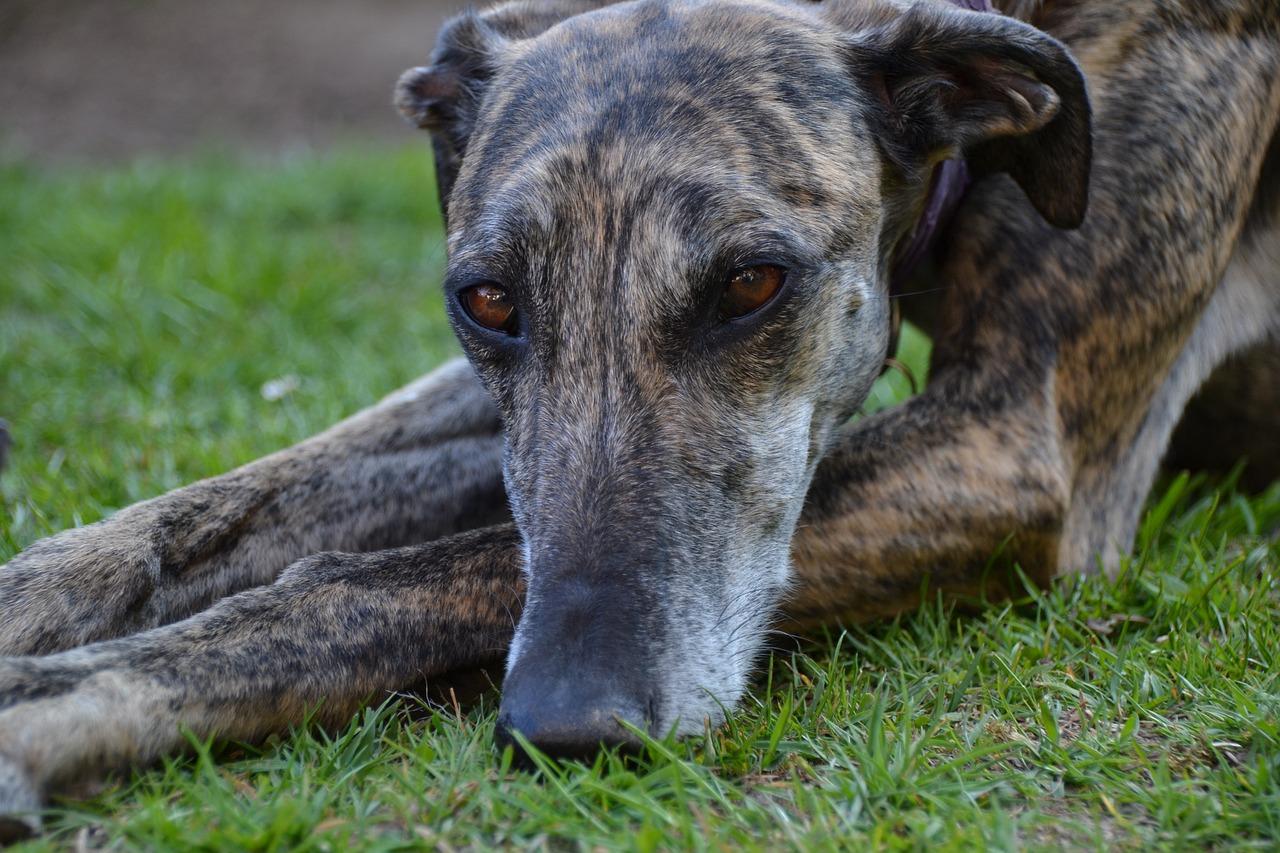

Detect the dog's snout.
[{"left": 495, "top": 678, "right": 651, "bottom": 763}]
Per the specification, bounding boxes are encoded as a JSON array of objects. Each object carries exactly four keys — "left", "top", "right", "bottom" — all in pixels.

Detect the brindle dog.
[{"left": 1, "top": 0, "right": 1277, "bottom": 839}]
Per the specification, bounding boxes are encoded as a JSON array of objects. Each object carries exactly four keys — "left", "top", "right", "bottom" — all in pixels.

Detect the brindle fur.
[{"left": 0, "top": 0, "right": 1277, "bottom": 839}]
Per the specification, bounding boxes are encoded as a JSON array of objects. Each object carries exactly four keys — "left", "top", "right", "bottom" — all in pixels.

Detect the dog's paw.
[{"left": 0, "top": 754, "right": 40, "bottom": 844}]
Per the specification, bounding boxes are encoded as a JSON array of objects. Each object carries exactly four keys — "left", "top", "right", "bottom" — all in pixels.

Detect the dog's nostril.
[{"left": 495, "top": 695, "right": 651, "bottom": 765}]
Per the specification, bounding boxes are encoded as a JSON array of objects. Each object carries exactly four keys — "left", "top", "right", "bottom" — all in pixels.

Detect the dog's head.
[{"left": 397, "top": 0, "right": 1089, "bottom": 758}]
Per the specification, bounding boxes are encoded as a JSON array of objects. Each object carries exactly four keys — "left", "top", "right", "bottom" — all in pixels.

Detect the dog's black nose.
[
  {"left": 495, "top": 697, "right": 647, "bottom": 763},
  {"left": 496, "top": 667, "right": 653, "bottom": 763},
  {"left": 495, "top": 561, "right": 661, "bottom": 764}
]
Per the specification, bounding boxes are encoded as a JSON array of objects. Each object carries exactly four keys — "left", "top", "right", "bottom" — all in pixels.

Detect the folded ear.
[
  {"left": 847, "top": 4, "right": 1092, "bottom": 228},
  {"left": 395, "top": 12, "right": 509, "bottom": 209},
  {"left": 396, "top": 0, "right": 621, "bottom": 214}
]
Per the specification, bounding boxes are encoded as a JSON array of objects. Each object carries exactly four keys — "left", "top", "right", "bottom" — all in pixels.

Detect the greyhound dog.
[{"left": 0, "top": 0, "right": 1277, "bottom": 838}]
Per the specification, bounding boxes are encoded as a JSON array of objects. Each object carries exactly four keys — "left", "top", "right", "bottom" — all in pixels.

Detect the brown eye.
[
  {"left": 460, "top": 283, "right": 519, "bottom": 335},
  {"left": 719, "top": 264, "right": 785, "bottom": 320}
]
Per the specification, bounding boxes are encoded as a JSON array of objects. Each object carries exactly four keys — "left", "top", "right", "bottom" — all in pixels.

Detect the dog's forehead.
[
  {"left": 483, "top": 0, "right": 849, "bottom": 151},
  {"left": 448, "top": 0, "right": 878, "bottom": 263},
  {"left": 528, "top": 0, "right": 833, "bottom": 60}
]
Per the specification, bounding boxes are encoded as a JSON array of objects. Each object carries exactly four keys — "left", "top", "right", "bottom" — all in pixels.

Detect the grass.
[{"left": 1, "top": 146, "right": 1278, "bottom": 850}]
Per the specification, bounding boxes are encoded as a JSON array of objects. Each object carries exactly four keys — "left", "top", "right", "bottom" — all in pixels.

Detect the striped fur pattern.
[{"left": 0, "top": 0, "right": 1277, "bottom": 837}]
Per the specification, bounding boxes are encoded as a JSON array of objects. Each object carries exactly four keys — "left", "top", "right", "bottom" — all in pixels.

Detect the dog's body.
[{"left": 0, "top": 0, "right": 1277, "bottom": 837}]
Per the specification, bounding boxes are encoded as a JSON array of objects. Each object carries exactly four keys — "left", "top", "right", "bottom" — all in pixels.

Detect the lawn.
[{"left": 1, "top": 147, "right": 1278, "bottom": 850}]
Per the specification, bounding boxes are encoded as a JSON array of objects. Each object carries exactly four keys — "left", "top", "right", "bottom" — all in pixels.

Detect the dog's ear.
[
  {"left": 395, "top": 12, "right": 509, "bottom": 209},
  {"left": 397, "top": 1, "right": 620, "bottom": 214},
  {"left": 847, "top": 5, "right": 1092, "bottom": 228}
]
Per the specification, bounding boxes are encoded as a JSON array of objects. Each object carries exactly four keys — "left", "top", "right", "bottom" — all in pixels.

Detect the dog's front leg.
[
  {"left": 784, "top": 367, "right": 1070, "bottom": 628},
  {"left": 0, "top": 358, "right": 507, "bottom": 656},
  {"left": 0, "top": 525, "right": 526, "bottom": 838}
]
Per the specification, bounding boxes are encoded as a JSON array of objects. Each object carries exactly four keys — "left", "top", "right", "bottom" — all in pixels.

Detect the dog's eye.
[
  {"left": 719, "top": 265, "right": 785, "bottom": 320},
  {"left": 459, "top": 283, "right": 519, "bottom": 335}
]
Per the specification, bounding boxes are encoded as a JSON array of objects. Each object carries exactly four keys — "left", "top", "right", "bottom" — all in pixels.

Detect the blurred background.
[
  {"left": 0, "top": 0, "right": 479, "bottom": 549},
  {"left": 0, "top": 0, "right": 461, "bottom": 162}
]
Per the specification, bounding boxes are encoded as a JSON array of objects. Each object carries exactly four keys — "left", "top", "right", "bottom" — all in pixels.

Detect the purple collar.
[{"left": 887, "top": 0, "right": 996, "bottom": 293}]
